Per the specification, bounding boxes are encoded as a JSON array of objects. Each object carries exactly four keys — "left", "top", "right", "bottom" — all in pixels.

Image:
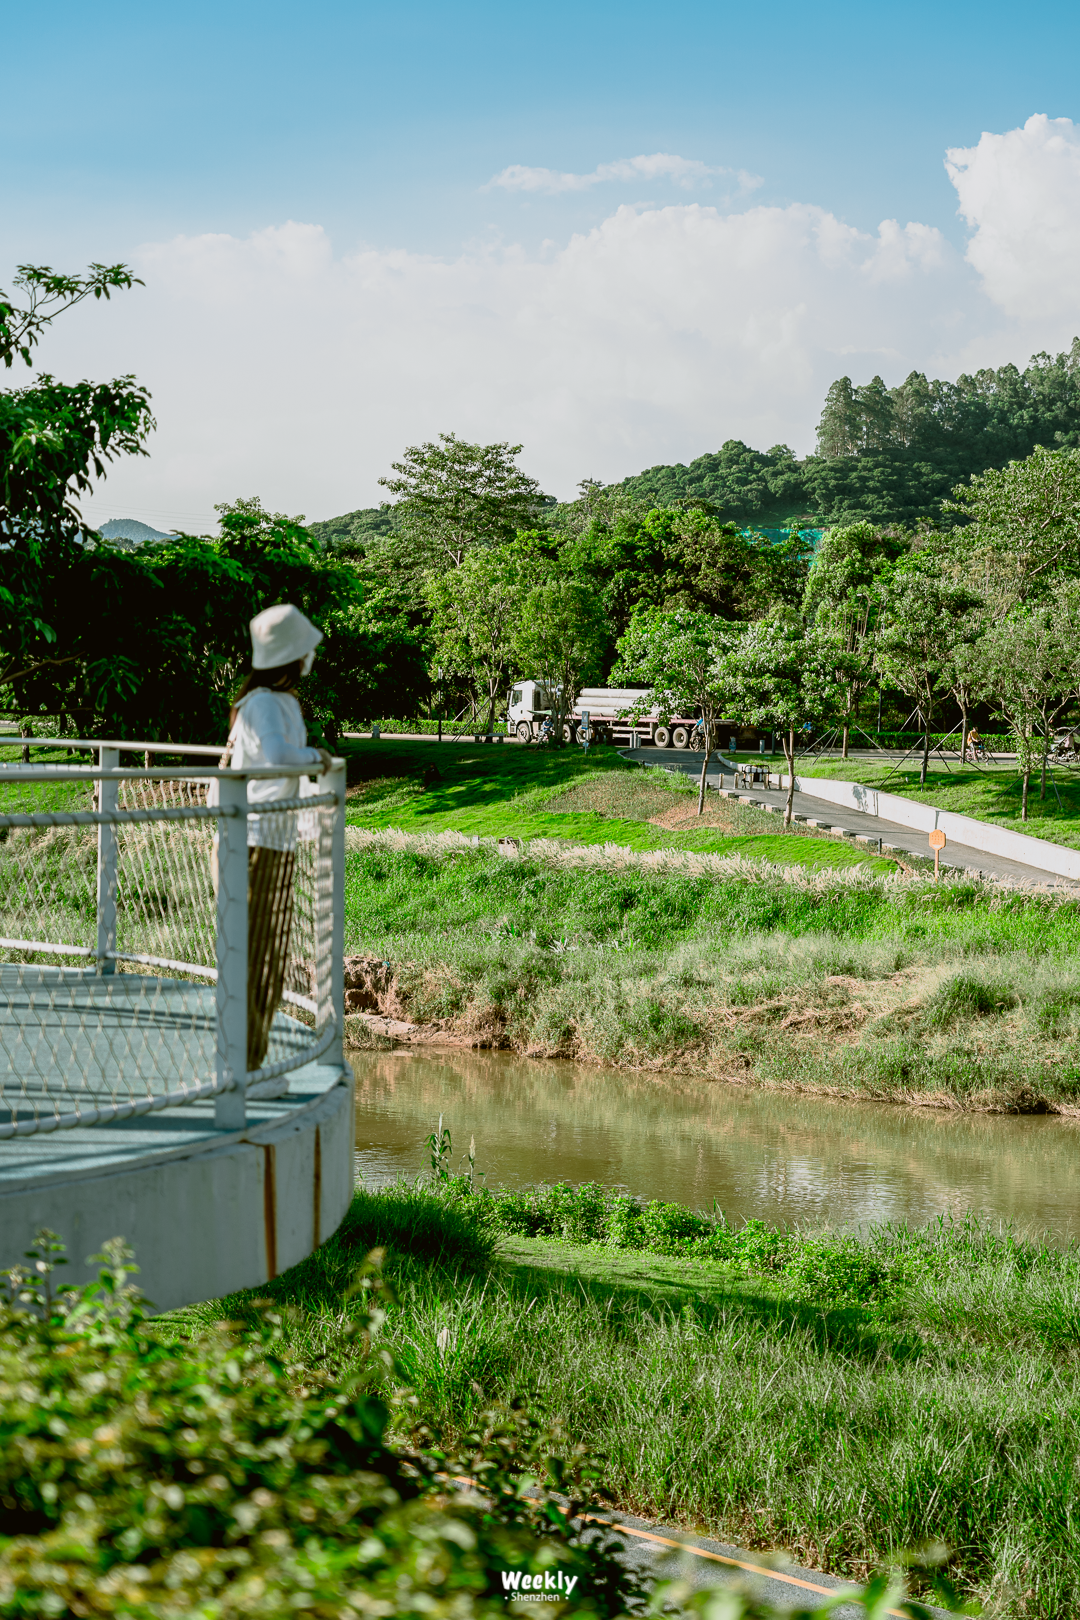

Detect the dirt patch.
[{"left": 647, "top": 800, "right": 757, "bottom": 833}]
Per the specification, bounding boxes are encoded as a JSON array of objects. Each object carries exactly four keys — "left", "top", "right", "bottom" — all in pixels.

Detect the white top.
[
  {"left": 229, "top": 689, "right": 321, "bottom": 802},
  {"left": 208, "top": 689, "right": 322, "bottom": 848}
]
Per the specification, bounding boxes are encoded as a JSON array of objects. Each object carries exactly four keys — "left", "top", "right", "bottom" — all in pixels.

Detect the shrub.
[{"left": 0, "top": 1234, "right": 635, "bottom": 1618}]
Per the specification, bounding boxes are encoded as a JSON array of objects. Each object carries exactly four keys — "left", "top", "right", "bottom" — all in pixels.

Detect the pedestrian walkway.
[
  {"left": 578, "top": 1505, "right": 950, "bottom": 1618},
  {"left": 624, "top": 747, "right": 1076, "bottom": 887}
]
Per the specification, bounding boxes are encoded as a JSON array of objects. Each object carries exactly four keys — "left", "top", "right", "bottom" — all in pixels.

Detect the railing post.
[
  {"left": 215, "top": 773, "right": 248, "bottom": 1129},
  {"left": 96, "top": 747, "right": 119, "bottom": 974},
  {"left": 329, "top": 757, "right": 346, "bottom": 1071}
]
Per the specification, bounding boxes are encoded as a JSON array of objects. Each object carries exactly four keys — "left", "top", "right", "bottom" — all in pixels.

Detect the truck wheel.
[
  {"left": 516, "top": 721, "right": 532, "bottom": 742},
  {"left": 671, "top": 725, "right": 690, "bottom": 749},
  {"left": 562, "top": 722, "right": 577, "bottom": 742},
  {"left": 654, "top": 726, "right": 671, "bottom": 748}
]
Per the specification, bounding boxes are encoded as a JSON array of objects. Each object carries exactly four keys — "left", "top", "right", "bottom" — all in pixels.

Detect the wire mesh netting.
[{"left": 0, "top": 757, "right": 340, "bottom": 1139}]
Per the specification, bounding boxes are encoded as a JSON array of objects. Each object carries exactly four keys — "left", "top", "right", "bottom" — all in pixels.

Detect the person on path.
[{"left": 212, "top": 604, "right": 332, "bottom": 1071}]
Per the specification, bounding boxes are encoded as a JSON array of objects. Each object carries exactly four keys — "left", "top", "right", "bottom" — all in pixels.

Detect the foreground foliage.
[
  {"left": 0, "top": 1236, "right": 638, "bottom": 1618},
  {"left": 185, "top": 1180, "right": 1080, "bottom": 1613}
]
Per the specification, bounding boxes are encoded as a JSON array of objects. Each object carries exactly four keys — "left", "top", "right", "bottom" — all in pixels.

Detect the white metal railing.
[{"left": 0, "top": 741, "right": 346, "bottom": 1138}]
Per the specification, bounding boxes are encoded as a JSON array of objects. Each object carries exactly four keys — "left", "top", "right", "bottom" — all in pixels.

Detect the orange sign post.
[{"left": 928, "top": 827, "right": 946, "bottom": 880}]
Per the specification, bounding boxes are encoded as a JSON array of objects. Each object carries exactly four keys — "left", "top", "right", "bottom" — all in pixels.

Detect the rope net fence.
[{"left": 0, "top": 745, "right": 344, "bottom": 1139}]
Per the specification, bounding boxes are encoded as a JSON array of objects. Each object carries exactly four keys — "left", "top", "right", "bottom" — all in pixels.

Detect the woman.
[{"left": 212, "top": 603, "right": 331, "bottom": 1072}]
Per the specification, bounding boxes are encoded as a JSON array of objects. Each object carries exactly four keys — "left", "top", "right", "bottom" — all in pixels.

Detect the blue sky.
[{"left": 4, "top": 0, "right": 1080, "bottom": 527}]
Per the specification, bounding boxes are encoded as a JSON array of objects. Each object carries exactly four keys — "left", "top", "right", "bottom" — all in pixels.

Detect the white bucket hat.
[{"left": 250, "top": 603, "right": 323, "bottom": 669}]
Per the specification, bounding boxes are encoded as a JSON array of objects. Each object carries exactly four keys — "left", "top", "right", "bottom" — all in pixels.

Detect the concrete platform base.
[{"left": 0, "top": 1061, "right": 355, "bottom": 1312}]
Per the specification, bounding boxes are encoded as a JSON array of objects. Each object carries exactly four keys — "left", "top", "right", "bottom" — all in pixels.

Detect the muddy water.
[{"left": 353, "top": 1048, "right": 1080, "bottom": 1242}]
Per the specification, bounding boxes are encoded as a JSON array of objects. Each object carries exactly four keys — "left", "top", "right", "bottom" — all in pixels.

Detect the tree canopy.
[{"left": 377, "top": 433, "right": 547, "bottom": 570}]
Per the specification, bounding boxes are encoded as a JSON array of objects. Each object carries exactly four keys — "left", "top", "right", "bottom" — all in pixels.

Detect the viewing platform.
[{"left": 0, "top": 739, "right": 354, "bottom": 1311}]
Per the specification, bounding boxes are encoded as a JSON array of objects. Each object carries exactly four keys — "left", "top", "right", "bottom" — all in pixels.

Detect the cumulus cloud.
[
  {"left": 487, "top": 152, "right": 761, "bottom": 195},
  {"left": 44, "top": 199, "right": 975, "bottom": 529},
  {"left": 946, "top": 114, "right": 1080, "bottom": 322},
  {"left": 48, "top": 110, "right": 1080, "bottom": 527}
]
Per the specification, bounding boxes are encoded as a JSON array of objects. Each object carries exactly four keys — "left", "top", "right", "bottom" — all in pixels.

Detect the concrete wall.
[
  {"left": 782, "top": 772, "right": 1080, "bottom": 881},
  {"left": 0, "top": 1074, "right": 355, "bottom": 1313}
]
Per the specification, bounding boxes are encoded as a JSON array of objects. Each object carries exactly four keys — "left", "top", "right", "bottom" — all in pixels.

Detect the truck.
[{"left": 505, "top": 681, "right": 720, "bottom": 748}]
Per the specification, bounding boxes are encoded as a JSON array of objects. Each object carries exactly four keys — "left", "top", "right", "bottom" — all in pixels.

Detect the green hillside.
[{"left": 615, "top": 341, "right": 1080, "bottom": 529}]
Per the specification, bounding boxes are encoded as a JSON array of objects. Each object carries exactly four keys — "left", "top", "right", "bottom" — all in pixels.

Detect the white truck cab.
[{"left": 506, "top": 680, "right": 558, "bottom": 741}]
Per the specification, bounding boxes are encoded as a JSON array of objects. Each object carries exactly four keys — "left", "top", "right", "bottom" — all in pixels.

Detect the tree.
[
  {"left": 378, "top": 433, "right": 546, "bottom": 570},
  {"left": 0, "top": 262, "right": 143, "bottom": 370},
  {"left": 722, "top": 618, "right": 843, "bottom": 827},
  {"left": 874, "top": 562, "right": 981, "bottom": 784},
  {"left": 802, "top": 521, "right": 887, "bottom": 755},
  {"left": 426, "top": 542, "right": 538, "bottom": 733},
  {"left": 946, "top": 446, "right": 1080, "bottom": 609},
  {"left": 0, "top": 260, "right": 157, "bottom": 730},
  {"left": 511, "top": 576, "right": 608, "bottom": 741},
  {"left": 612, "top": 608, "right": 740, "bottom": 813},
  {"left": 979, "top": 608, "right": 1073, "bottom": 820},
  {"left": 3, "top": 498, "right": 365, "bottom": 744},
  {"left": 0, "top": 377, "right": 156, "bottom": 699},
  {"left": 303, "top": 591, "right": 430, "bottom": 742}
]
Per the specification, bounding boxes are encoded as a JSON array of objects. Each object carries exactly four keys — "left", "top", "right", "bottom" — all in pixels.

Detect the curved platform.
[{"left": 0, "top": 1057, "right": 355, "bottom": 1312}]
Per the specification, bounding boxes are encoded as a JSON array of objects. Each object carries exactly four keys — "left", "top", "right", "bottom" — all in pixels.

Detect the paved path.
[
  {"left": 625, "top": 747, "right": 1076, "bottom": 887},
  {"left": 574, "top": 1505, "right": 949, "bottom": 1616}
]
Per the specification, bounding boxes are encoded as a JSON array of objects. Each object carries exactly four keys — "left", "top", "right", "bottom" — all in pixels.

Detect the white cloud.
[
  {"left": 487, "top": 152, "right": 761, "bottom": 195},
  {"left": 40, "top": 112, "right": 1080, "bottom": 527},
  {"left": 946, "top": 114, "right": 1080, "bottom": 323},
  {"left": 40, "top": 200, "right": 972, "bottom": 528}
]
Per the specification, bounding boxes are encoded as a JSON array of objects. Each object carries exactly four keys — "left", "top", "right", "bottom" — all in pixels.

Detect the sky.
[{"left": 4, "top": 0, "right": 1080, "bottom": 531}]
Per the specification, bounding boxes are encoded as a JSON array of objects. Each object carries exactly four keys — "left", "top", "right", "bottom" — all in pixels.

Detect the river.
[{"left": 352, "top": 1048, "right": 1080, "bottom": 1242}]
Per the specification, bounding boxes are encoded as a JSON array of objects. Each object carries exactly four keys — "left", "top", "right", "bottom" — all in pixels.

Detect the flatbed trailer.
[{"left": 506, "top": 682, "right": 727, "bottom": 748}]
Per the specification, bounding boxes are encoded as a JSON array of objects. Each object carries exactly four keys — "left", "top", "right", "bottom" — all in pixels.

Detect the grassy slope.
[
  {"left": 175, "top": 1183, "right": 1080, "bottom": 1618},
  {"left": 342, "top": 740, "right": 885, "bottom": 872},
  {"left": 802, "top": 756, "right": 1080, "bottom": 851},
  {"left": 343, "top": 834, "right": 1080, "bottom": 1107},
  {"left": 0, "top": 744, "right": 95, "bottom": 813}
]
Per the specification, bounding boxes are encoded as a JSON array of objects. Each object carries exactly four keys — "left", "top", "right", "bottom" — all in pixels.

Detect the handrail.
[
  {"left": 1, "top": 735, "right": 225, "bottom": 756},
  {"left": 0, "top": 765, "right": 333, "bottom": 782}
]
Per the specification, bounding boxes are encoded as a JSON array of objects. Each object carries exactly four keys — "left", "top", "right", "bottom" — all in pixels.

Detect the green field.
[
  {"left": 0, "top": 743, "right": 97, "bottom": 814},
  {"left": 342, "top": 739, "right": 886, "bottom": 871},
  {"left": 174, "top": 1178, "right": 1080, "bottom": 1617}
]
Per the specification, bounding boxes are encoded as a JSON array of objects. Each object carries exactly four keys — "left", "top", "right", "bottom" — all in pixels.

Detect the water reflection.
[{"left": 353, "top": 1048, "right": 1080, "bottom": 1242}]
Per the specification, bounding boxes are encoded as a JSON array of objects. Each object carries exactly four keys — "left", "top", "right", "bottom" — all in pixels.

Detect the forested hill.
[
  {"left": 309, "top": 342, "right": 1080, "bottom": 541},
  {"left": 617, "top": 341, "right": 1080, "bottom": 529},
  {"left": 307, "top": 506, "right": 394, "bottom": 548}
]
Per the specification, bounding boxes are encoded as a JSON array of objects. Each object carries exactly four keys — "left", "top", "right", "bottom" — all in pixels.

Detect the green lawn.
[
  {"left": 800, "top": 755, "right": 1080, "bottom": 850},
  {"left": 342, "top": 740, "right": 886, "bottom": 872},
  {"left": 0, "top": 743, "right": 96, "bottom": 814}
]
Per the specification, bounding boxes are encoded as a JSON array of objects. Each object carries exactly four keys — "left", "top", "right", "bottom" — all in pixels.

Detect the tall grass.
[
  {"left": 343, "top": 831, "right": 1080, "bottom": 1108},
  {"left": 178, "top": 1181, "right": 1080, "bottom": 1616}
]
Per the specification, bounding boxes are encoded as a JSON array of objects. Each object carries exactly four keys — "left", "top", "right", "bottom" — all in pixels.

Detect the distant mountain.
[{"left": 98, "top": 518, "right": 175, "bottom": 545}]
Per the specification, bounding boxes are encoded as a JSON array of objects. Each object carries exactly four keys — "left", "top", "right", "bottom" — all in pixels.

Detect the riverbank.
[
  {"left": 176, "top": 1179, "right": 1080, "bottom": 1616},
  {"left": 343, "top": 828, "right": 1080, "bottom": 1113}
]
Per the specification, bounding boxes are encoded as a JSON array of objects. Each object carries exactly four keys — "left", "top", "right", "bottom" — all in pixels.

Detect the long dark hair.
[{"left": 230, "top": 659, "right": 305, "bottom": 727}]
